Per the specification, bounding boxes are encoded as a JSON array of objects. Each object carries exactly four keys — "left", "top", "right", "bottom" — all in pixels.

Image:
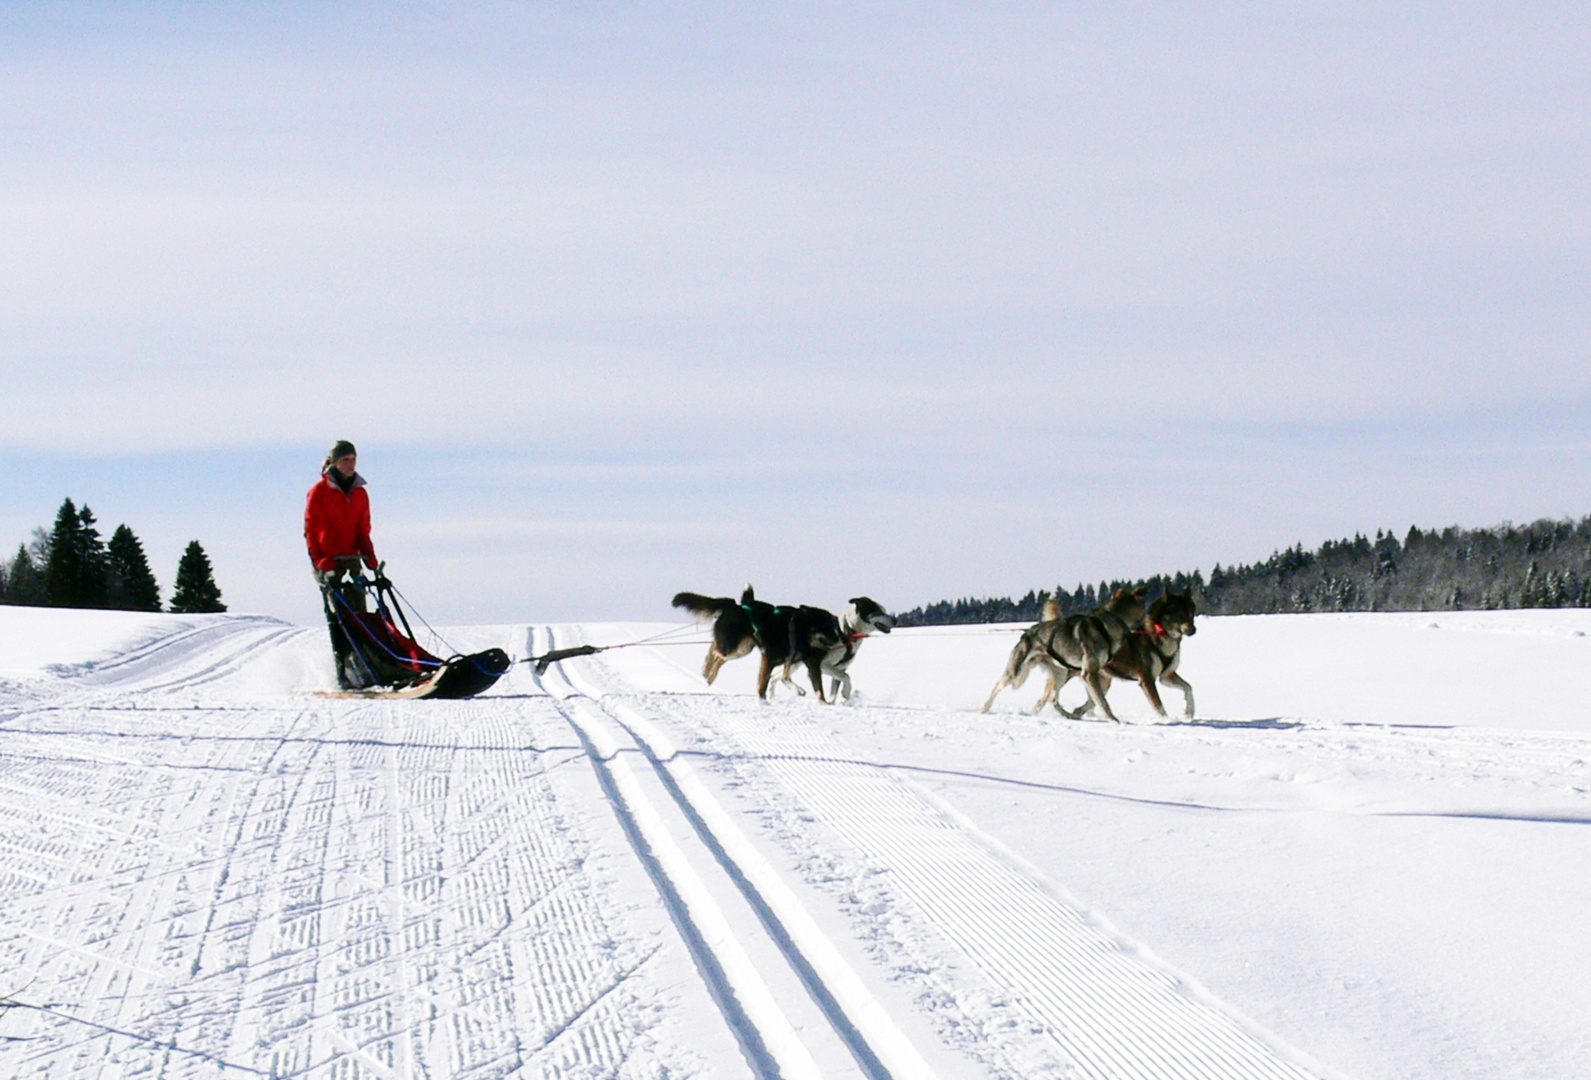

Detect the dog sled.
[{"left": 320, "top": 566, "right": 512, "bottom": 699}]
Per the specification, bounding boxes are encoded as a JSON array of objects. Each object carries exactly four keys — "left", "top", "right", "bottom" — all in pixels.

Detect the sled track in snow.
[
  {"left": 5, "top": 617, "right": 1341, "bottom": 1079},
  {"left": 68, "top": 616, "right": 304, "bottom": 696},
  {"left": 0, "top": 626, "right": 668, "bottom": 1079},
  {"left": 582, "top": 631, "right": 1335, "bottom": 1080},
  {"left": 534, "top": 625, "right": 938, "bottom": 1080}
]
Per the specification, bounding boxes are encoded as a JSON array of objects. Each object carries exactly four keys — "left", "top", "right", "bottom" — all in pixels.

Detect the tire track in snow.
[
  {"left": 599, "top": 640, "right": 1333, "bottom": 1080},
  {"left": 222, "top": 695, "right": 651, "bottom": 1080},
  {"left": 534, "top": 628, "right": 818, "bottom": 1080}
]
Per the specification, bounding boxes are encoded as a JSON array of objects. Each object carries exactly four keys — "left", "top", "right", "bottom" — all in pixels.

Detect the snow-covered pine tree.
[
  {"left": 169, "top": 541, "right": 226, "bottom": 613},
  {"left": 106, "top": 524, "right": 162, "bottom": 611}
]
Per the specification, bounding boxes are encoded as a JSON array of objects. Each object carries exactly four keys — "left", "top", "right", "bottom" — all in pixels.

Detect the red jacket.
[{"left": 305, "top": 472, "right": 377, "bottom": 572}]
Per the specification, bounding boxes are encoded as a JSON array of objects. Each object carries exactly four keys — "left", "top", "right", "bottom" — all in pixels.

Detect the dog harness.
[
  {"left": 741, "top": 601, "right": 789, "bottom": 642},
  {"left": 1038, "top": 635, "right": 1084, "bottom": 673},
  {"left": 830, "top": 631, "right": 869, "bottom": 665}
]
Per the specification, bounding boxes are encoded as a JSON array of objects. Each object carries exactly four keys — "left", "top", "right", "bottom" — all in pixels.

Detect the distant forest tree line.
[
  {"left": 0, "top": 498, "right": 226, "bottom": 614},
  {"left": 895, "top": 516, "right": 1591, "bottom": 626}
]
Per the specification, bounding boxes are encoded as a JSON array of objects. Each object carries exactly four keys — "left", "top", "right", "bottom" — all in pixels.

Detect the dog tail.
[
  {"left": 672, "top": 592, "right": 737, "bottom": 621},
  {"left": 982, "top": 629, "right": 1034, "bottom": 712},
  {"left": 740, "top": 584, "right": 756, "bottom": 606},
  {"left": 1004, "top": 627, "right": 1043, "bottom": 683},
  {"left": 1041, "top": 597, "right": 1062, "bottom": 622}
]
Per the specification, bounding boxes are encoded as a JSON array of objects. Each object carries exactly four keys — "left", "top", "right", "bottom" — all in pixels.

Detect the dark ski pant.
[{"left": 317, "top": 568, "right": 376, "bottom": 690}]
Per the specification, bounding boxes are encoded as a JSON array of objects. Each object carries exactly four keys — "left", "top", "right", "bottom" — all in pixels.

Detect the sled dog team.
[
  {"left": 309, "top": 439, "right": 1197, "bottom": 712},
  {"left": 309, "top": 439, "right": 1196, "bottom": 713},
  {"left": 671, "top": 587, "right": 895, "bottom": 704},
  {"left": 673, "top": 584, "right": 1200, "bottom": 721}
]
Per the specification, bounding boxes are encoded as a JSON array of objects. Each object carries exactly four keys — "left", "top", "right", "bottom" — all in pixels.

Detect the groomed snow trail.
[
  {"left": 2, "top": 613, "right": 1356, "bottom": 1080},
  {"left": 534, "top": 626, "right": 943, "bottom": 1080},
  {"left": 0, "top": 618, "right": 687, "bottom": 1078},
  {"left": 560, "top": 629, "right": 1331, "bottom": 1080}
]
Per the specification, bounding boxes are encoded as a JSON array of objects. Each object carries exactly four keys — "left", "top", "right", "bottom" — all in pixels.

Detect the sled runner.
[{"left": 319, "top": 567, "right": 511, "bottom": 699}]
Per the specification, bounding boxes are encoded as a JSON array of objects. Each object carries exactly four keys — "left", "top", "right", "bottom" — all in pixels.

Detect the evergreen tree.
[
  {"left": 106, "top": 524, "right": 162, "bottom": 611},
  {"left": 77, "top": 504, "right": 109, "bottom": 607},
  {"left": 4, "top": 542, "right": 48, "bottom": 606},
  {"left": 169, "top": 540, "right": 226, "bottom": 613},
  {"left": 41, "top": 499, "right": 111, "bottom": 608},
  {"left": 44, "top": 498, "right": 85, "bottom": 607},
  {"left": 895, "top": 513, "right": 1591, "bottom": 625}
]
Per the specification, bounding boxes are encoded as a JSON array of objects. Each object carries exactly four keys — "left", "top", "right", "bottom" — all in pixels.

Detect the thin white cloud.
[
  {"left": 1, "top": 4, "right": 1587, "bottom": 620},
  {"left": 383, "top": 516, "right": 735, "bottom": 543}
]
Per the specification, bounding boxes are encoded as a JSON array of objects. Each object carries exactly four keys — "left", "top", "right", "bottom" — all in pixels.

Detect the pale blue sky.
[{"left": 3, "top": 3, "right": 1588, "bottom": 623}]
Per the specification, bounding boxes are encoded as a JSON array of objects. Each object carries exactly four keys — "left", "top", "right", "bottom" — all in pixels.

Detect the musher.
[{"left": 305, "top": 440, "right": 380, "bottom": 688}]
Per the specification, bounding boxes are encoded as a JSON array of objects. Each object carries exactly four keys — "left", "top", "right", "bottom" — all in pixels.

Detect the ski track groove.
[
  {"left": 545, "top": 631, "right": 950, "bottom": 1080},
  {"left": 594, "top": 638, "right": 1328, "bottom": 1080},
  {"left": 0, "top": 626, "right": 661, "bottom": 1079},
  {"left": 3, "top": 614, "right": 1402, "bottom": 1080},
  {"left": 742, "top": 726, "right": 1316, "bottom": 1080},
  {"left": 531, "top": 625, "right": 808, "bottom": 1080}
]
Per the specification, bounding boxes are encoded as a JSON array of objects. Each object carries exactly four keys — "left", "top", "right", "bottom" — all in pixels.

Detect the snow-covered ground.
[{"left": 2, "top": 607, "right": 1589, "bottom": 1079}]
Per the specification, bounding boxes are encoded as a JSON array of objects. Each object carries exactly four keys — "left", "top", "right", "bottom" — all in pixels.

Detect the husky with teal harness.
[
  {"left": 672, "top": 585, "right": 847, "bottom": 699},
  {"left": 672, "top": 585, "right": 777, "bottom": 686}
]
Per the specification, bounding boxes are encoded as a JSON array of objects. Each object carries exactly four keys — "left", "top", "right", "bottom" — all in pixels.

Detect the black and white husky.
[{"left": 778, "top": 596, "right": 894, "bottom": 702}]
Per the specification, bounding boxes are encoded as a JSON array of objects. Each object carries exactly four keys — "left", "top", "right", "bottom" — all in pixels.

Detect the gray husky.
[
  {"left": 1064, "top": 589, "right": 1198, "bottom": 720},
  {"left": 979, "top": 588, "right": 1147, "bottom": 722}
]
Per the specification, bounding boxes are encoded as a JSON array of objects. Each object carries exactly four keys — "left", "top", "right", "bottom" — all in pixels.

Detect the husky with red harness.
[
  {"left": 777, "top": 597, "right": 894, "bottom": 701},
  {"left": 1062, "top": 589, "right": 1198, "bottom": 720},
  {"left": 980, "top": 587, "right": 1147, "bottom": 721},
  {"left": 304, "top": 441, "right": 509, "bottom": 698}
]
